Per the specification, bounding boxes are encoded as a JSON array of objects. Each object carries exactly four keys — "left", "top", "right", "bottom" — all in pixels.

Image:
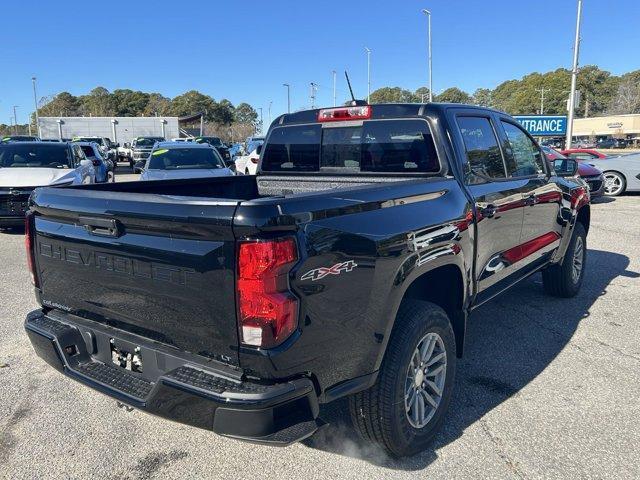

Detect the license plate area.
[{"left": 110, "top": 338, "right": 143, "bottom": 373}]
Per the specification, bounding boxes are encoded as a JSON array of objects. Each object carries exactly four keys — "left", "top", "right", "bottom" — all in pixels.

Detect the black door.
[{"left": 450, "top": 112, "right": 526, "bottom": 298}]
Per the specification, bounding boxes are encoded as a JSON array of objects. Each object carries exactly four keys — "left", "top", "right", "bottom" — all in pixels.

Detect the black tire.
[
  {"left": 349, "top": 300, "right": 456, "bottom": 457},
  {"left": 542, "top": 222, "right": 587, "bottom": 298}
]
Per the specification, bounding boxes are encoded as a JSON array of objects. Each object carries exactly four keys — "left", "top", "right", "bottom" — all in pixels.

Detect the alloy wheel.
[{"left": 404, "top": 332, "right": 447, "bottom": 429}]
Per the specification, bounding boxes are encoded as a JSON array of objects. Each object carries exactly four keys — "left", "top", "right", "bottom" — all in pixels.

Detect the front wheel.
[
  {"left": 349, "top": 300, "right": 456, "bottom": 457},
  {"left": 603, "top": 171, "right": 626, "bottom": 197},
  {"left": 542, "top": 222, "right": 586, "bottom": 297}
]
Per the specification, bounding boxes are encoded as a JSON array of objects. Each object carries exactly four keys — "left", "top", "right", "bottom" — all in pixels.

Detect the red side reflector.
[
  {"left": 318, "top": 106, "right": 371, "bottom": 122},
  {"left": 237, "top": 238, "right": 299, "bottom": 348},
  {"left": 25, "top": 211, "right": 39, "bottom": 287}
]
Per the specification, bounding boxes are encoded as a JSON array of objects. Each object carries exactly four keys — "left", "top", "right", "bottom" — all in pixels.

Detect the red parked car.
[
  {"left": 560, "top": 149, "right": 608, "bottom": 160},
  {"left": 542, "top": 146, "right": 605, "bottom": 198}
]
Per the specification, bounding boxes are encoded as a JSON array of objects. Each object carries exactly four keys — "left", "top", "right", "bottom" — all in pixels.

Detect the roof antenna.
[
  {"left": 344, "top": 71, "right": 368, "bottom": 106},
  {"left": 345, "top": 71, "right": 356, "bottom": 104}
]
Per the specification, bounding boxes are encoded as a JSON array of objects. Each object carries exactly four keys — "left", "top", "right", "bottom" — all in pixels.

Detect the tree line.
[{"left": 369, "top": 66, "right": 640, "bottom": 116}]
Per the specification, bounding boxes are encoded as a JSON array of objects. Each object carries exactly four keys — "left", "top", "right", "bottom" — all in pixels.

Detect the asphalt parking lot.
[{"left": 1, "top": 188, "right": 639, "bottom": 479}]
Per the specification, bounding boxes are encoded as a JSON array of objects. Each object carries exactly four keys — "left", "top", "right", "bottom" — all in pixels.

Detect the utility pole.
[
  {"left": 535, "top": 87, "right": 551, "bottom": 115},
  {"left": 565, "top": 0, "right": 583, "bottom": 150},
  {"left": 364, "top": 47, "right": 371, "bottom": 102},
  {"left": 310, "top": 82, "right": 318, "bottom": 109},
  {"left": 32, "top": 77, "right": 41, "bottom": 138},
  {"left": 421, "top": 9, "right": 433, "bottom": 102},
  {"left": 268, "top": 101, "right": 273, "bottom": 125},
  {"left": 332, "top": 70, "right": 337, "bottom": 107},
  {"left": 12, "top": 106, "right": 19, "bottom": 134},
  {"left": 283, "top": 84, "right": 291, "bottom": 113}
]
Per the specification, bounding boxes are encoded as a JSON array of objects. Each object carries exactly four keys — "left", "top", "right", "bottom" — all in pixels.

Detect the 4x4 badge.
[{"left": 301, "top": 260, "right": 358, "bottom": 281}]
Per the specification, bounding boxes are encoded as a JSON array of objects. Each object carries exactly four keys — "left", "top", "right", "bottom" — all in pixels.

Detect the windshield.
[
  {"left": 197, "top": 137, "right": 222, "bottom": 146},
  {"left": 134, "top": 137, "right": 163, "bottom": 147},
  {"left": 75, "top": 137, "right": 104, "bottom": 146},
  {"left": 0, "top": 144, "right": 71, "bottom": 168},
  {"left": 80, "top": 145, "right": 101, "bottom": 159},
  {"left": 261, "top": 120, "right": 439, "bottom": 173},
  {"left": 2, "top": 136, "right": 39, "bottom": 142},
  {"left": 148, "top": 148, "right": 225, "bottom": 170}
]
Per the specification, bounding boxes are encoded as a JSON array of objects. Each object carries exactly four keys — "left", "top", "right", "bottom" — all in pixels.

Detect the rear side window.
[
  {"left": 261, "top": 120, "right": 439, "bottom": 174},
  {"left": 457, "top": 116, "right": 506, "bottom": 183},
  {"left": 500, "top": 121, "right": 545, "bottom": 177}
]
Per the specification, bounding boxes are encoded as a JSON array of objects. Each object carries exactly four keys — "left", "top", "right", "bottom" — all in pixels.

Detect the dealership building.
[{"left": 573, "top": 114, "right": 640, "bottom": 144}]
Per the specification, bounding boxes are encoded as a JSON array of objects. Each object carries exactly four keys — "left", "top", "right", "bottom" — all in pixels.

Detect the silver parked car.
[
  {"left": 0, "top": 142, "right": 95, "bottom": 227},
  {"left": 138, "top": 142, "right": 234, "bottom": 181},
  {"left": 586, "top": 153, "right": 640, "bottom": 196}
]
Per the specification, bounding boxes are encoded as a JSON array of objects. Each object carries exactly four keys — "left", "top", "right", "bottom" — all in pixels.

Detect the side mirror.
[
  {"left": 553, "top": 158, "right": 578, "bottom": 177},
  {"left": 124, "top": 142, "right": 131, "bottom": 148},
  {"left": 255, "top": 144, "right": 263, "bottom": 155},
  {"left": 134, "top": 160, "right": 146, "bottom": 171}
]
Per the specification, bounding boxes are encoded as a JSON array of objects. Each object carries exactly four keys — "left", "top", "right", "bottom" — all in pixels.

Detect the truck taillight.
[
  {"left": 250, "top": 157, "right": 259, "bottom": 164},
  {"left": 25, "top": 211, "right": 39, "bottom": 287},
  {"left": 318, "top": 105, "right": 371, "bottom": 122},
  {"left": 237, "top": 238, "right": 298, "bottom": 348}
]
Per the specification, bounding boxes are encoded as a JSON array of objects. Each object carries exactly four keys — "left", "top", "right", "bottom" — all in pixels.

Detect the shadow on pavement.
[{"left": 303, "top": 249, "right": 638, "bottom": 469}]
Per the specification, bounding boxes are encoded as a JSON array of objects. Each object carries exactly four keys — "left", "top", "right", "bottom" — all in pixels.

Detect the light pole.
[
  {"left": 268, "top": 101, "right": 273, "bottom": 125},
  {"left": 332, "top": 70, "right": 337, "bottom": 107},
  {"left": 421, "top": 9, "right": 433, "bottom": 102},
  {"left": 258, "top": 107, "right": 263, "bottom": 134},
  {"left": 565, "top": 0, "right": 583, "bottom": 149},
  {"left": 12, "top": 106, "right": 19, "bottom": 134},
  {"left": 310, "top": 83, "right": 318, "bottom": 109},
  {"left": 535, "top": 87, "right": 551, "bottom": 115},
  {"left": 32, "top": 77, "right": 41, "bottom": 138},
  {"left": 283, "top": 84, "right": 291, "bottom": 113},
  {"left": 364, "top": 47, "right": 371, "bottom": 102}
]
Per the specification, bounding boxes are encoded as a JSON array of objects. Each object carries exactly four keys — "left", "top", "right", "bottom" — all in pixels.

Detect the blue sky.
[{"left": 1, "top": 0, "right": 638, "bottom": 125}]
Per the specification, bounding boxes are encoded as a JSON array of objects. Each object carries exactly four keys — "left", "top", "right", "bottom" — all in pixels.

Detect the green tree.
[
  {"left": 143, "top": 93, "right": 171, "bottom": 116},
  {"left": 414, "top": 87, "right": 432, "bottom": 102},
  {"left": 234, "top": 102, "right": 258, "bottom": 124},
  {"left": 38, "top": 92, "right": 81, "bottom": 117},
  {"left": 435, "top": 87, "right": 472, "bottom": 104},
  {"left": 169, "top": 90, "right": 216, "bottom": 118},
  {"left": 81, "top": 87, "right": 113, "bottom": 116},
  {"left": 472, "top": 88, "right": 492, "bottom": 107},
  {"left": 369, "top": 87, "right": 418, "bottom": 103}
]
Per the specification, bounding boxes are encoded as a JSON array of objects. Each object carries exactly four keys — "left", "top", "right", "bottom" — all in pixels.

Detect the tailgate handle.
[{"left": 79, "top": 216, "right": 121, "bottom": 237}]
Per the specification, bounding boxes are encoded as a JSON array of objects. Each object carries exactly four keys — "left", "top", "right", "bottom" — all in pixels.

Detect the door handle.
[
  {"left": 479, "top": 205, "right": 498, "bottom": 218},
  {"left": 79, "top": 216, "right": 121, "bottom": 237}
]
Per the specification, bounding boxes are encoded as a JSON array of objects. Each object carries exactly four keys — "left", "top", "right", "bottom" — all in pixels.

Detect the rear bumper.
[{"left": 24, "top": 309, "right": 321, "bottom": 445}]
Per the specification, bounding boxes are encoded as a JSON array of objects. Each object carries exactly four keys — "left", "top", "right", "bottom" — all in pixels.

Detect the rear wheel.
[
  {"left": 603, "top": 171, "right": 626, "bottom": 196},
  {"left": 349, "top": 300, "right": 456, "bottom": 457},
  {"left": 542, "top": 222, "right": 586, "bottom": 297}
]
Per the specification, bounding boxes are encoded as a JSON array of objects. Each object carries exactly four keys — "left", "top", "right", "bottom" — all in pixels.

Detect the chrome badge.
[{"left": 301, "top": 260, "right": 357, "bottom": 281}]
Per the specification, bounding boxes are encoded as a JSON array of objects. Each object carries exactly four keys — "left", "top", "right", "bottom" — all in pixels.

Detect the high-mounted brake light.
[
  {"left": 25, "top": 211, "right": 39, "bottom": 288},
  {"left": 237, "top": 238, "right": 299, "bottom": 348},
  {"left": 318, "top": 105, "right": 371, "bottom": 122}
]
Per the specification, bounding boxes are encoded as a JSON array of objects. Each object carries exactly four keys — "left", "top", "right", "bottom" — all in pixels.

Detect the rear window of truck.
[{"left": 261, "top": 119, "right": 439, "bottom": 174}]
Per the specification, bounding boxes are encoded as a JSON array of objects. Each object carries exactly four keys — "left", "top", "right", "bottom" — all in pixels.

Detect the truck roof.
[{"left": 274, "top": 102, "right": 504, "bottom": 127}]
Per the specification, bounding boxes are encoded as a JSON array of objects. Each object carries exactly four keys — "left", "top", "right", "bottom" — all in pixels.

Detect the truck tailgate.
[{"left": 30, "top": 187, "right": 242, "bottom": 366}]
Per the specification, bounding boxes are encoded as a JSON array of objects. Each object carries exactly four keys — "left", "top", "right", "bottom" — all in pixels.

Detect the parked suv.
[
  {"left": 24, "top": 103, "right": 589, "bottom": 457},
  {"left": 130, "top": 136, "right": 165, "bottom": 171}
]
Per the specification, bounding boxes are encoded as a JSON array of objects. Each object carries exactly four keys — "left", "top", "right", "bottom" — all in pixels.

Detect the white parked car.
[
  {"left": 138, "top": 142, "right": 234, "bottom": 181},
  {"left": 234, "top": 144, "right": 262, "bottom": 175},
  {"left": 0, "top": 142, "right": 95, "bottom": 227}
]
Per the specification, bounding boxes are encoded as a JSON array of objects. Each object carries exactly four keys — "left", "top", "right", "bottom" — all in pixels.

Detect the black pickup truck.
[{"left": 24, "top": 103, "right": 590, "bottom": 457}]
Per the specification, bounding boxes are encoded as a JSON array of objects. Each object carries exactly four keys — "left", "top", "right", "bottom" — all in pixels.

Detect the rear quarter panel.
[{"left": 234, "top": 177, "right": 472, "bottom": 392}]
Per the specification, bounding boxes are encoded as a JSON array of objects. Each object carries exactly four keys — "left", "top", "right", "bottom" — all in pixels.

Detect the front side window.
[
  {"left": 501, "top": 121, "right": 545, "bottom": 177},
  {"left": 261, "top": 120, "right": 439, "bottom": 174},
  {"left": 457, "top": 116, "right": 506, "bottom": 183}
]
